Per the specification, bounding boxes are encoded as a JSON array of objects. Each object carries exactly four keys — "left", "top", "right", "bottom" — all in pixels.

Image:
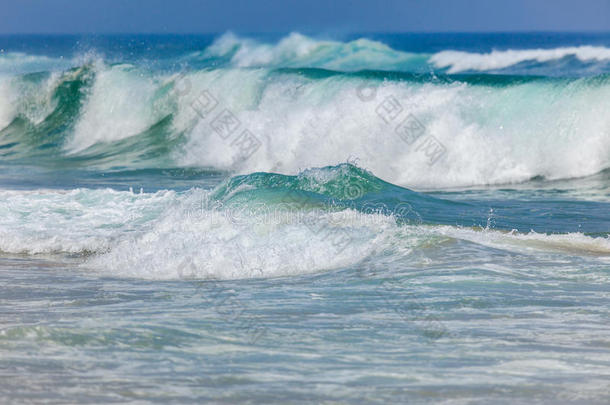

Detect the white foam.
[
  {"left": 2, "top": 187, "right": 608, "bottom": 280},
  {"left": 430, "top": 225, "right": 610, "bottom": 256},
  {"left": 88, "top": 188, "right": 422, "bottom": 280},
  {"left": 0, "top": 71, "right": 63, "bottom": 130},
  {"left": 66, "top": 63, "right": 168, "bottom": 153},
  {"left": 0, "top": 77, "right": 16, "bottom": 129},
  {"left": 0, "top": 186, "right": 423, "bottom": 279},
  {"left": 175, "top": 70, "right": 610, "bottom": 188},
  {"left": 0, "top": 188, "right": 176, "bottom": 254},
  {"left": 431, "top": 46, "right": 610, "bottom": 73},
  {"left": 168, "top": 68, "right": 267, "bottom": 170}
]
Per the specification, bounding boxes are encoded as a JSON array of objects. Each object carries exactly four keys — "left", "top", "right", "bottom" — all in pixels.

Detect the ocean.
[{"left": 1, "top": 32, "right": 609, "bottom": 403}]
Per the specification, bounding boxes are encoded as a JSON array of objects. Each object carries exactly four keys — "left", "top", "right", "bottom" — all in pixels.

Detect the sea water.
[{"left": 1, "top": 33, "right": 609, "bottom": 403}]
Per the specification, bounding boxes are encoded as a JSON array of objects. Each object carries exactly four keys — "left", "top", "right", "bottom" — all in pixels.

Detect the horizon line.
[{"left": 1, "top": 30, "right": 610, "bottom": 36}]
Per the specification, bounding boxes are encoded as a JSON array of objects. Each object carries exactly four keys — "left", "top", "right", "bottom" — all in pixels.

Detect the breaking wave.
[
  {"left": 0, "top": 164, "right": 608, "bottom": 280},
  {"left": 1, "top": 33, "right": 610, "bottom": 188}
]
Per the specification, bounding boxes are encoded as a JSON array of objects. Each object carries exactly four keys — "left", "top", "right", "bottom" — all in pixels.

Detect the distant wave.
[
  {"left": 430, "top": 46, "right": 610, "bottom": 73},
  {"left": 198, "top": 32, "right": 428, "bottom": 71},
  {"left": 198, "top": 33, "right": 610, "bottom": 75}
]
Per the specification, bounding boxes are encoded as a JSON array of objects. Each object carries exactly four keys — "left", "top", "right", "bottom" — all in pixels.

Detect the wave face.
[{"left": 1, "top": 32, "right": 610, "bottom": 189}]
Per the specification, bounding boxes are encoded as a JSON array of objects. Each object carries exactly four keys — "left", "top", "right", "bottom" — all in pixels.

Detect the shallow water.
[{"left": 2, "top": 248, "right": 609, "bottom": 403}]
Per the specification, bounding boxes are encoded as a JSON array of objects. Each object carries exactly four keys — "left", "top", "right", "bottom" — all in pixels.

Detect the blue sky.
[{"left": 1, "top": 0, "right": 609, "bottom": 34}]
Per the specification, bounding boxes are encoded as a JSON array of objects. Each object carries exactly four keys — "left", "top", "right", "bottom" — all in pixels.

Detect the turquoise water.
[{"left": 1, "top": 33, "right": 610, "bottom": 403}]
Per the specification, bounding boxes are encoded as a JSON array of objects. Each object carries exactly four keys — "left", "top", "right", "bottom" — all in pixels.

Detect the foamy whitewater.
[{"left": 1, "top": 33, "right": 610, "bottom": 404}]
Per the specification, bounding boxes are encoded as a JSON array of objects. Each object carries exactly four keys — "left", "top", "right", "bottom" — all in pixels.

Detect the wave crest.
[
  {"left": 201, "top": 32, "right": 425, "bottom": 71},
  {"left": 431, "top": 46, "right": 610, "bottom": 73}
]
